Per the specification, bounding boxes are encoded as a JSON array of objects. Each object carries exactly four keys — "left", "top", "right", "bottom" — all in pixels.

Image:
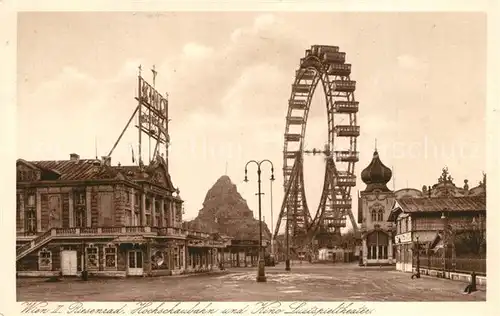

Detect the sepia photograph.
[{"left": 9, "top": 7, "right": 494, "bottom": 308}]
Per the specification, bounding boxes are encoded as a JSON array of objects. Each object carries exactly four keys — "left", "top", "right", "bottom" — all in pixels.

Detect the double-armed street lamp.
[{"left": 244, "top": 159, "right": 275, "bottom": 283}]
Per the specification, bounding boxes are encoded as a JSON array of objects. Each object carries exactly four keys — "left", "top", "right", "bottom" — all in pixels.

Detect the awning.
[{"left": 429, "top": 232, "right": 443, "bottom": 251}]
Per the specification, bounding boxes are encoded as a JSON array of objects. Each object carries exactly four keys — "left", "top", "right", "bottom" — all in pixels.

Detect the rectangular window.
[
  {"left": 86, "top": 247, "right": 99, "bottom": 270},
  {"left": 128, "top": 251, "right": 136, "bottom": 267},
  {"left": 174, "top": 248, "right": 179, "bottom": 269},
  {"left": 38, "top": 249, "right": 52, "bottom": 271},
  {"left": 75, "top": 192, "right": 85, "bottom": 205},
  {"left": 145, "top": 214, "right": 151, "bottom": 226},
  {"left": 179, "top": 248, "right": 183, "bottom": 268},
  {"left": 134, "top": 193, "right": 140, "bottom": 209},
  {"left": 27, "top": 194, "right": 36, "bottom": 207},
  {"left": 134, "top": 211, "right": 140, "bottom": 226},
  {"left": 104, "top": 246, "right": 117, "bottom": 268},
  {"left": 125, "top": 210, "right": 133, "bottom": 226},
  {"left": 16, "top": 194, "right": 22, "bottom": 230},
  {"left": 75, "top": 209, "right": 85, "bottom": 227},
  {"left": 26, "top": 209, "right": 36, "bottom": 233},
  {"left": 136, "top": 251, "right": 143, "bottom": 268}
]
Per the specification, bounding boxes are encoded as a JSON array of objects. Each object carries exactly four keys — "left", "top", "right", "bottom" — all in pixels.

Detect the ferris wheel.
[{"left": 273, "top": 45, "right": 359, "bottom": 253}]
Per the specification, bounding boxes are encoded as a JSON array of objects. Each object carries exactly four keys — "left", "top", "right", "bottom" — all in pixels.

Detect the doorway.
[
  {"left": 127, "top": 250, "right": 143, "bottom": 276},
  {"left": 61, "top": 250, "right": 78, "bottom": 276}
]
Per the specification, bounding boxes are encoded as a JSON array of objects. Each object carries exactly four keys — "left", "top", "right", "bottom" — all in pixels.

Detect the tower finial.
[
  {"left": 138, "top": 64, "right": 142, "bottom": 77},
  {"left": 375, "top": 138, "right": 377, "bottom": 151}
]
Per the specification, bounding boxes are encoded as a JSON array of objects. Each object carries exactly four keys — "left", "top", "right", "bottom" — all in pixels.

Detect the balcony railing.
[
  {"left": 17, "top": 226, "right": 227, "bottom": 247},
  {"left": 16, "top": 226, "right": 206, "bottom": 240}
]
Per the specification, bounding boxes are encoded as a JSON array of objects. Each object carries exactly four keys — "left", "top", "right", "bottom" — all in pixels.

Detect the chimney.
[
  {"left": 70, "top": 153, "right": 80, "bottom": 161},
  {"left": 101, "top": 156, "right": 111, "bottom": 166}
]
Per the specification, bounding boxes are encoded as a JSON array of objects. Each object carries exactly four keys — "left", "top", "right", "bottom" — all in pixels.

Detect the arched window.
[
  {"left": 151, "top": 250, "right": 165, "bottom": 270},
  {"left": 377, "top": 209, "right": 384, "bottom": 222},
  {"left": 104, "top": 244, "right": 117, "bottom": 269},
  {"left": 370, "top": 203, "right": 384, "bottom": 223},
  {"left": 85, "top": 244, "right": 99, "bottom": 270},
  {"left": 38, "top": 248, "right": 52, "bottom": 271}
]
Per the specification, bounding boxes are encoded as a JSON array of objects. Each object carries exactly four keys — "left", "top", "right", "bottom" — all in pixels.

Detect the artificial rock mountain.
[{"left": 186, "top": 175, "right": 272, "bottom": 240}]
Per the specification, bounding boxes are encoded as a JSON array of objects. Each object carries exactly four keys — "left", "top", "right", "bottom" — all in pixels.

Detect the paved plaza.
[{"left": 16, "top": 263, "right": 485, "bottom": 302}]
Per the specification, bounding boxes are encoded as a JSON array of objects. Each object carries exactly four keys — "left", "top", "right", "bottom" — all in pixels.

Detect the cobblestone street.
[{"left": 17, "top": 263, "right": 486, "bottom": 301}]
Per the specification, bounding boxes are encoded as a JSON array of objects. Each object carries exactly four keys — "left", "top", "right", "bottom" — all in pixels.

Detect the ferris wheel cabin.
[{"left": 334, "top": 101, "right": 359, "bottom": 113}]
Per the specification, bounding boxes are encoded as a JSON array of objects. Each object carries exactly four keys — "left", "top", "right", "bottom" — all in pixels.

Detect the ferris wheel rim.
[{"left": 283, "top": 60, "right": 358, "bottom": 183}]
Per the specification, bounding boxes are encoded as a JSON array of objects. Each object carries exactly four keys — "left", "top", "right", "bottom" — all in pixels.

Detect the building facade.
[
  {"left": 389, "top": 168, "right": 487, "bottom": 274},
  {"left": 357, "top": 150, "right": 396, "bottom": 266},
  {"left": 357, "top": 150, "right": 425, "bottom": 266},
  {"left": 16, "top": 154, "right": 226, "bottom": 277}
]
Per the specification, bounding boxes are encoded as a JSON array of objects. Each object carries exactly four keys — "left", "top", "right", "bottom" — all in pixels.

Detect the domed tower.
[
  {"left": 361, "top": 150, "right": 393, "bottom": 193},
  {"left": 358, "top": 148, "right": 395, "bottom": 267}
]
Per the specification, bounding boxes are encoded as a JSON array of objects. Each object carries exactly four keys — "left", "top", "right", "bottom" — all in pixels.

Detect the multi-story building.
[
  {"left": 16, "top": 153, "right": 227, "bottom": 277},
  {"left": 388, "top": 169, "right": 486, "bottom": 273},
  {"left": 357, "top": 149, "right": 424, "bottom": 266}
]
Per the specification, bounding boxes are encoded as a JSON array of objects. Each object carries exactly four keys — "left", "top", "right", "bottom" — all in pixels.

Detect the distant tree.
[
  {"left": 453, "top": 215, "right": 486, "bottom": 257},
  {"left": 339, "top": 229, "right": 358, "bottom": 248}
]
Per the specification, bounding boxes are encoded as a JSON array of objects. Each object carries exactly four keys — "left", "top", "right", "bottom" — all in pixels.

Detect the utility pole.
[{"left": 270, "top": 177, "right": 275, "bottom": 261}]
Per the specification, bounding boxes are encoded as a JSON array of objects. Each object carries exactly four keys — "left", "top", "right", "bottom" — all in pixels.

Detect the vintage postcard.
[{"left": 1, "top": 1, "right": 498, "bottom": 315}]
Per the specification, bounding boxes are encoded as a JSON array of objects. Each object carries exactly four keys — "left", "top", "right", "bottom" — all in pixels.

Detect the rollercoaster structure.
[{"left": 273, "top": 45, "right": 359, "bottom": 258}]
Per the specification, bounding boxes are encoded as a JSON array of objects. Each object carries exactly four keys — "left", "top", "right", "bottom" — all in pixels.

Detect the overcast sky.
[{"left": 17, "top": 12, "right": 486, "bottom": 232}]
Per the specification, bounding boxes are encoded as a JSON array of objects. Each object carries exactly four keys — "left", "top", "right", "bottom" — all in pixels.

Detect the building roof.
[
  {"left": 360, "top": 150, "right": 392, "bottom": 193},
  {"left": 29, "top": 159, "right": 104, "bottom": 180},
  {"left": 388, "top": 196, "right": 486, "bottom": 221},
  {"left": 17, "top": 154, "right": 176, "bottom": 191}
]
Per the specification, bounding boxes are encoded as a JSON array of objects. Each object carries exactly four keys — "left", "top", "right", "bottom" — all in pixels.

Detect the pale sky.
[{"left": 17, "top": 12, "right": 486, "bottom": 232}]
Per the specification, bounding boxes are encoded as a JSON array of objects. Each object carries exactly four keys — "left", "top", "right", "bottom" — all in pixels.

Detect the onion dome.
[{"left": 361, "top": 150, "right": 392, "bottom": 192}]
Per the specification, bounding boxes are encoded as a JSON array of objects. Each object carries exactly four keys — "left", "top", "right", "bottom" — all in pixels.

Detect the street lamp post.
[
  {"left": 245, "top": 159, "right": 275, "bottom": 283},
  {"left": 411, "top": 234, "right": 420, "bottom": 279},
  {"left": 466, "top": 215, "right": 483, "bottom": 293},
  {"left": 441, "top": 212, "right": 447, "bottom": 278},
  {"left": 270, "top": 177, "right": 275, "bottom": 265}
]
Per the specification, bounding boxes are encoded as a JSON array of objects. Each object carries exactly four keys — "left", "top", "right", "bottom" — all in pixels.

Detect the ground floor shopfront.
[
  {"left": 16, "top": 228, "right": 227, "bottom": 277},
  {"left": 218, "top": 239, "right": 261, "bottom": 268}
]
